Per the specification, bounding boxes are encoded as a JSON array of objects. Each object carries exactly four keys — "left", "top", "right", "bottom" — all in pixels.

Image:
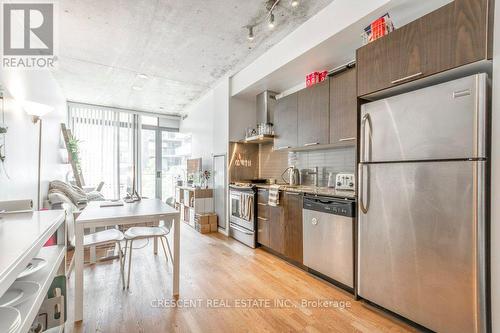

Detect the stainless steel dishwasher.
[{"left": 302, "top": 194, "right": 355, "bottom": 289}]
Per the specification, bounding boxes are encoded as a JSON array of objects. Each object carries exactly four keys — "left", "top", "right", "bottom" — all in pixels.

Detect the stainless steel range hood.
[{"left": 256, "top": 91, "right": 277, "bottom": 125}]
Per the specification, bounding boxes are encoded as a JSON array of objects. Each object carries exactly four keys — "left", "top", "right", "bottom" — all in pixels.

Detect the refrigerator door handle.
[
  {"left": 360, "top": 113, "right": 372, "bottom": 162},
  {"left": 474, "top": 161, "right": 487, "bottom": 333},
  {"left": 359, "top": 164, "right": 369, "bottom": 214}
]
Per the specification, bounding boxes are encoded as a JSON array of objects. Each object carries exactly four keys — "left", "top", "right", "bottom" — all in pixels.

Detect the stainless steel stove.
[{"left": 229, "top": 183, "right": 257, "bottom": 248}]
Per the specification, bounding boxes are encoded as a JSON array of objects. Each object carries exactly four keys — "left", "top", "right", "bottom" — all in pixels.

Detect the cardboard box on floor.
[{"left": 195, "top": 213, "right": 218, "bottom": 234}]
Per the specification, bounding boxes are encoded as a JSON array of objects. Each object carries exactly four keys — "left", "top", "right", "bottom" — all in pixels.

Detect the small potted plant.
[{"left": 201, "top": 170, "right": 211, "bottom": 189}]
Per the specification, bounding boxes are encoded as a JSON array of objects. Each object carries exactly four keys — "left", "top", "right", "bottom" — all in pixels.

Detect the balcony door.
[{"left": 140, "top": 116, "right": 184, "bottom": 201}]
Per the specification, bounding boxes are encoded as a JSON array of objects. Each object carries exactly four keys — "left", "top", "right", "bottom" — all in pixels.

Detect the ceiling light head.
[
  {"left": 247, "top": 26, "right": 254, "bottom": 41},
  {"left": 291, "top": 0, "right": 299, "bottom": 7},
  {"left": 137, "top": 73, "right": 148, "bottom": 80},
  {"left": 268, "top": 12, "right": 275, "bottom": 29},
  {"left": 132, "top": 86, "right": 143, "bottom": 91}
]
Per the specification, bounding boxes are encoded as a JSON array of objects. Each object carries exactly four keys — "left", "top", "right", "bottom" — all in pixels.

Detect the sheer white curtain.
[{"left": 68, "top": 103, "right": 133, "bottom": 199}]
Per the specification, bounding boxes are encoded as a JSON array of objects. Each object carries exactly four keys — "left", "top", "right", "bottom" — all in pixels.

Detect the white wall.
[
  {"left": 213, "top": 79, "right": 230, "bottom": 155},
  {"left": 180, "top": 77, "right": 230, "bottom": 171},
  {"left": 0, "top": 69, "right": 67, "bottom": 208},
  {"left": 180, "top": 90, "right": 214, "bottom": 171},
  {"left": 490, "top": 1, "right": 500, "bottom": 331}
]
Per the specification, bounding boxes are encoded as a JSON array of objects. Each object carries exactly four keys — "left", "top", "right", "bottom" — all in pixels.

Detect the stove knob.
[
  {"left": 337, "top": 182, "right": 342, "bottom": 186},
  {"left": 349, "top": 182, "right": 354, "bottom": 187}
]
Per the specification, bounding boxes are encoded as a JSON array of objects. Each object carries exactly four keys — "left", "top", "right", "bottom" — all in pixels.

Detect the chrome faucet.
[{"left": 306, "top": 166, "right": 319, "bottom": 187}]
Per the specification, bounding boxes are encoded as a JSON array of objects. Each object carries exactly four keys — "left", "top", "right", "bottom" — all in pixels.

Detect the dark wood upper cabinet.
[
  {"left": 283, "top": 192, "right": 303, "bottom": 264},
  {"left": 329, "top": 67, "right": 357, "bottom": 146},
  {"left": 357, "top": 0, "right": 493, "bottom": 97},
  {"left": 298, "top": 80, "right": 330, "bottom": 147},
  {"left": 273, "top": 93, "right": 298, "bottom": 150}
]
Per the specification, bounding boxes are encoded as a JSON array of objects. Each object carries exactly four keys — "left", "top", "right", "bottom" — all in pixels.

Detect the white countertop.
[{"left": 0, "top": 210, "right": 65, "bottom": 298}]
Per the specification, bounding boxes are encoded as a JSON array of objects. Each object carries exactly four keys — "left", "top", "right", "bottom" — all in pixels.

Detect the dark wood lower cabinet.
[
  {"left": 257, "top": 216, "right": 270, "bottom": 247},
  {"left": 283, "top": 192, "right": 303, "bottom": 264},
  {"left": 258, "top": 190, "right": 303, "bottom": 264},
  {"left": 269, "top": 204, "right": 285, "bottom": 254}
]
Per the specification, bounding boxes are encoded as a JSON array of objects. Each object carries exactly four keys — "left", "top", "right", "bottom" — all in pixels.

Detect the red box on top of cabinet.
[
  {"left": 306, "top": 71, "right": 328, "bottom": 87},
  {"left": 306, "top": 72, "right": 319, "bottom": 87},
  {"left": 319, "top": 70, "right": 328, "bottom": 82}
]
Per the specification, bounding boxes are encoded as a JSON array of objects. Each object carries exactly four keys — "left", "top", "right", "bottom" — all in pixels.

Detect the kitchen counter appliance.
[
  {"left": 333, "top": 173, "right": 355, "bottom": 190},
  {"left": 229, "top": 184, "right": 257, "bottom": 248},
  {"left": 303, "top": 195, "right": 355, "bottom": 290},
  {"left": 281, "top": 166, "right": 300, "bottom": 186},
  {"left": 358, "top": 73, "right": 488, "bottom": 333}
]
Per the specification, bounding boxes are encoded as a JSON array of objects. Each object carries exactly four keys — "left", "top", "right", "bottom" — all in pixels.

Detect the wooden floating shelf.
[{"left": 243, "top": 134, "right": 274, "bottom": 144}]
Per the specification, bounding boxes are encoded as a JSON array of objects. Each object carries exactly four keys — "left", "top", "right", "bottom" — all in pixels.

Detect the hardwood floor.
[{"left": 65, "top": 223, "right": 416, "bottom": 333}]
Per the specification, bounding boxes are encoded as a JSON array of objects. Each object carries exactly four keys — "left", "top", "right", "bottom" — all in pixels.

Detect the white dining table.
[{"left": 74, "top": 198, "right": 180, "bottom": 322}]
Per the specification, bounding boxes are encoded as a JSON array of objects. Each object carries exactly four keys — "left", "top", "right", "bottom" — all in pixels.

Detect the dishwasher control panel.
[{"left": 303, "top": 195, "right": 355, "bottom": 217}]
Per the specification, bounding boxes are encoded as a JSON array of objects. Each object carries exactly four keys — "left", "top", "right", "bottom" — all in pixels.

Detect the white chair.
[
  {"left": 123, "top": 220, "right": 173, "bottom": 289},
  {"left": 64, "top": 203, "right": 126, "bottom": 289}
]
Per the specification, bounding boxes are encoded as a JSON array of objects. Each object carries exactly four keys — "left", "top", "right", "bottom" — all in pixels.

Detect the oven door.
[{"left": 229, "top": 191, "right": 255, "bottom": 232}]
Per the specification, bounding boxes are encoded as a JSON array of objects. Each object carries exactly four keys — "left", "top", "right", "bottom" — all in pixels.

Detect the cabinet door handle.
[
  {"left": 304, "top": 142, "right": 319, "bottom": 147},
  {"left": 391, "top": 72, "right": 423, "bottom": 84},
  {"left": 339, "top": 137, "right": 355, "bottom": 142},
  {"left": 286, "top": 192, "right": 301, "bottom": 196},
  {"left": 275, "top": 146, "right": 290, "bottom": 150},
  {"left": 257, "top": 217, "right": 268, "bottom": 221}
]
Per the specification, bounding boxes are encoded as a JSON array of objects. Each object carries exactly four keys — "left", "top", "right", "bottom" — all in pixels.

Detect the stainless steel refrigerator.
[{"left": 358, "top": 73, "right": 488, "bottom": 333}]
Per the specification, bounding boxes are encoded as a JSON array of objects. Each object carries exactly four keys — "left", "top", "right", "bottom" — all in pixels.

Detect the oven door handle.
[{"left": 230, "top": 223, "right": 253, "bottom": 235}]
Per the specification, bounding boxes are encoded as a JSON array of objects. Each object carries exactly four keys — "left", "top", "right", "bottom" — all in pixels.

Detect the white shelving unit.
[{"left": 0, "top": 210, "right": 66, "bottom": 333}]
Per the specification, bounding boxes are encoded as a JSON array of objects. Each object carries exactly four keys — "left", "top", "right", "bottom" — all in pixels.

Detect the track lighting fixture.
[
  {"left": 245, "top": 0, "right": 300, "bottom": 40},
  {"left": 268, "top": 12, "right": 275, "bottom": 29}
]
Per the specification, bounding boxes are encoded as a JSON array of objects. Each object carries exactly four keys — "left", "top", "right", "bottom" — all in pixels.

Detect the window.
[
  {"left": 68, "top": 103, "right": 189, "bottom": 201},
  {"left": 68, "top": 103, "right": 134, "bottom": 199}
]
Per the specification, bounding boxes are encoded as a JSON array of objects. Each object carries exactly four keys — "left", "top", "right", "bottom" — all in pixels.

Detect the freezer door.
[
  {"left": 357, "top": 161, "right": 486, "bottom": 333},
  {"left": 360, "top": 74, "right": 488, "bottom": 162}
]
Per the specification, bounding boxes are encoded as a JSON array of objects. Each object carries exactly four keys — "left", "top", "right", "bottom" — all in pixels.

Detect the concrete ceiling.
[{"left": 52, "top": 0, "right": 334, "bottom": 115}]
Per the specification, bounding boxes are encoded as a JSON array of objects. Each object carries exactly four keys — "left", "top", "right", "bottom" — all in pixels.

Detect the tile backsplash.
[
  {"left": 293, "top": 147, "right": 356, "bottom": 186},
  {"left": 259, "top": 144, "right": 356, "bottom": 187}
]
